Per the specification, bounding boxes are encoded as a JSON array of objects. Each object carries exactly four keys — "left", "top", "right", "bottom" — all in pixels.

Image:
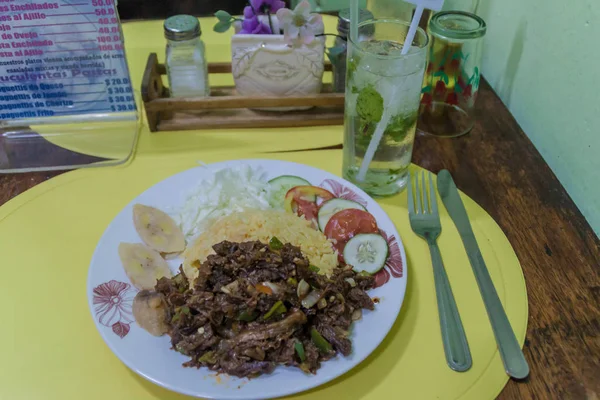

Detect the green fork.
[{"left": 408, "top": 171, "right": 472, "bottom": 372}]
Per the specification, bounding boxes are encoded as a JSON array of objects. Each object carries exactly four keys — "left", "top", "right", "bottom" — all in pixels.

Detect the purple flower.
[
  {"left": 249, "top": 0, "right": 285, "bottom": 15},
  {"left": 243, "top": 6, "right": 254, "bottom": 18},
  {"left": 240, "top": 16, "right": 272, "bottom": 34}
]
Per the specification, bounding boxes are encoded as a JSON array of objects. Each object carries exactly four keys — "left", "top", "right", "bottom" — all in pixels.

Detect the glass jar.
[
  {"left": 441, "top": 0, "right": 480, "bottom": 13},
  {"left": 164, "top": 15, "right": 209, "bottom": 98},
  {"left": 331, "top": 8, "right": 374, "bottom": 93},
  {"left": 418, "top": 11, "right": 486, "bottom": 137},
  {"left": 343, "top": 19, "right": 428, "bottom": 196}
]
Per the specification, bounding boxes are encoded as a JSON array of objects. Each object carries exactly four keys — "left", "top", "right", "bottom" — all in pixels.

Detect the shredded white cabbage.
[{"left": 175, "top": 165, "right": 273, "bottom": 240}]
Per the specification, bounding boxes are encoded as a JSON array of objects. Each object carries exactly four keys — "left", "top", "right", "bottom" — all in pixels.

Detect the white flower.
[{"left": 276, "top": 0, "right": 324, "bottom": 46}]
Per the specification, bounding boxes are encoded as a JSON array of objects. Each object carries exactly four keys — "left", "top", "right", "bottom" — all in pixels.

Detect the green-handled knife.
[{"left": 437, "top": 170, "right": 530, "bottom": 380}]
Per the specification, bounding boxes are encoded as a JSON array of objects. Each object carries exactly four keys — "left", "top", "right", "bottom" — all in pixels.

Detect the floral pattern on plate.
[
  {"left": 93, "top": 280, "right": 136, "bottom": 338},
  {"left": 374, "top": 230, "right": 404, "bottom": 288},
  {"left": 319, "top": 179, "right": 368, "bottom": 208}
]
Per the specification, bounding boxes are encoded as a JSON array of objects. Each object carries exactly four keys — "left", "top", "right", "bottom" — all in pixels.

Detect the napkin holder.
[{"left": 141, "top": 53, "right": 345, "bottom": 132}]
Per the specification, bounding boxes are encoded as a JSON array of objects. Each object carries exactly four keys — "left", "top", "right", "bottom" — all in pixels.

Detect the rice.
[{"left": 183, "top": 209, "right": 338, "bottom": 282}]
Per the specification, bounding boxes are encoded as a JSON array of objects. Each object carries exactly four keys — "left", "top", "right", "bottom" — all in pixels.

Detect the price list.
[{"left": 0, "top": 0, "right": 136, "bottom": 121}]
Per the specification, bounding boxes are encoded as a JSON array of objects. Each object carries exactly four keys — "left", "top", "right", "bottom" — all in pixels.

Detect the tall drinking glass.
[{"left": 343, "top": 19, "right": 429, "bottom": 196}]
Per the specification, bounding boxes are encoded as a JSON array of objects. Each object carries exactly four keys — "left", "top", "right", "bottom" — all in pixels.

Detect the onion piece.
[
  {"left": 345, "top": 278, "right": 357, "bottom": 287},
  {"left": 301, "top": 290, "right": 321, "bottom": 308},
  {"left": 221, "top": 280, "right": 239, "bottom": 295},
  {"left": 317, "top": 298, "right": 327, "bottom": 309},
  {"left": 297, "top": 279, "right": 310, "bottom": 299}
]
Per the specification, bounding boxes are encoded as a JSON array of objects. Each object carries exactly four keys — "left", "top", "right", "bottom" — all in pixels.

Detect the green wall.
[{"left": 477, "top": 0, "right": 600, "bottom": 235}]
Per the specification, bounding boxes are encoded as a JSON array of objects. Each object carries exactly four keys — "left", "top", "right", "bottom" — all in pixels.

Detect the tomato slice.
[
  {"left": 324, "top": 209, "right": 379, "bottom": 262},
  {"left": 284, "top": 186, "right": 334, "bottom": 227}
]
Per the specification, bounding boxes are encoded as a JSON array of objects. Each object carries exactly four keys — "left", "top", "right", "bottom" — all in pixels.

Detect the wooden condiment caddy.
[{"left": 141, "top": 53, "right": 345, "bottom": 132}]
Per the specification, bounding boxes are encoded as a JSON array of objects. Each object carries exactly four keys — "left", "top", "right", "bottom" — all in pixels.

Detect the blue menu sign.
[{"left": 0, "top": 0, "right": 136, "bottom": 122}]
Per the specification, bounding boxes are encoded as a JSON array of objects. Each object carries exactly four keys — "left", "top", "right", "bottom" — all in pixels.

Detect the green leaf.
[
  {"left": 387, "top": 111, "right": 418, "bottom": 142},
  {"left": 215, "top": 10, "right": 232, "bottom": 22},
  {"left": 213, "top": 20, "right": 231, "bottom": 33},
  {"left": 347, "top": 55, "right": 360, "bottom": 77},
  {"left": 439, "top": 49, "right": 451, "bottom": 66},
  {"left": 451, "top": 51, "right": 461, "bottom": 60},
  {"left": 356, "top": 86, "right": 384, "bottom": 123},
  {"left": 442, "top": 72, "right": 449, "bottom": 85},
  {"left": 421, "top": 86, "right": 432, "bottom": 94},
  {"left": 454, "top": 81, "right": 463, "bottom": 93}
]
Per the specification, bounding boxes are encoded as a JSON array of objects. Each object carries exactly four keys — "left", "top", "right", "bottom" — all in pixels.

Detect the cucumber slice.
[
  {"left": 268, "top": 175, "right": 312, "bottom": 209},
  {"left": 343, "top": 233, "right": 388, "bottom": 274},
  {"left": 318, "top": 198, "right": 367, "bottom": 231}
]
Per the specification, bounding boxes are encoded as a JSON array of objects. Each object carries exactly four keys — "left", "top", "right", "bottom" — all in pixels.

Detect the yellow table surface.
[
  {"left": 41, "top": 17, "right": 344, "bottom": 160},
  {"left": 0, "top": 148, "right": 528, "bottom": 400}
]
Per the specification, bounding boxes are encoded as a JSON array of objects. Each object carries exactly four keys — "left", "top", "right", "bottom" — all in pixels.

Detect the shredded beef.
[{"left": 155, "top": 240, "right": 376, "bottom": 378}]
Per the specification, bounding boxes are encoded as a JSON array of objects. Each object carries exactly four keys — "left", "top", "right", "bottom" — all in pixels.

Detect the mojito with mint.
[{"left": 343, "top": 19, "right": 428, "bottom": 196}]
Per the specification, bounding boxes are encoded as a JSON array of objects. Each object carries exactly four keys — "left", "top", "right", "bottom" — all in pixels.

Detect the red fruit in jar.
[
  {"left": 457, "top": 75, "right": 467, "bottom": 90},
  {"left": 324, "top": 209, "right": 379, "bottom": 262},
  {"left": 450, "top": 58, "right": 460, "bottom": 70},
  {"left": 434, "top": 80, "right": 446, "bottom": 96},
  {"left": 446, "top": 92, "right": 459, "bottom": 105},
  {"left": 463, "top": 84, "right": 473, "bottom": 98},
  {"left": 421, "top": 93, "right": 433, "bottom": 106},
  {"left": 427, "top": 63, "right": 433, "bottom": 73}
]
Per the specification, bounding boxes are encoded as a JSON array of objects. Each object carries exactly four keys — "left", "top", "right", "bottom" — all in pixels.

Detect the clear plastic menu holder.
[{"left": 0, "top": 0, "right": 139, "bottom": 173}]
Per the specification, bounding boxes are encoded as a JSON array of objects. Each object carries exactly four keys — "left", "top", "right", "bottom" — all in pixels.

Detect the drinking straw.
[
  {"left": 356, "top": 92, "right": 396, "bottom": 182},
  {"left": 401, "top": 4, "right": 425, "bottom": 55},
  {"left": 356, "top": 0, "right": 444, "bottom": 182},
  {"left": 350, "top": 0, "right": 359, "bottom": 44}
]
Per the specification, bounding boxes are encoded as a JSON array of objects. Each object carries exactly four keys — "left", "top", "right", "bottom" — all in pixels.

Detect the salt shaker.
[
  {"left": 164, "top": 15, "right": 209, "bottom": 98},
  {"left": 332, "top": 8, "right": 374, "bottom": 93}
]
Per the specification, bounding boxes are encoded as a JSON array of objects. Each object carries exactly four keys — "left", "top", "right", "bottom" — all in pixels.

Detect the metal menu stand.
[{"left": 0, "top": 0, "right": 139, "bottom": 172}]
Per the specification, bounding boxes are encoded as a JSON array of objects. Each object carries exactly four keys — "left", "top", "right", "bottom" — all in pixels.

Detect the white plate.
[{"left": 87, "top": 159, "right": 407, "bottom": 400}]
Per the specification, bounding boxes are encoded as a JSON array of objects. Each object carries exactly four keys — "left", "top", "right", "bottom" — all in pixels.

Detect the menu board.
[{"left": 0, "top": 0, "right": 136, "bottom": 122}]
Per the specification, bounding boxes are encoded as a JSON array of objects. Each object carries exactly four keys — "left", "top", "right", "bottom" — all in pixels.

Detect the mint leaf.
[{"left": 356, "top": 86, "right": 383, "bottom": 123}]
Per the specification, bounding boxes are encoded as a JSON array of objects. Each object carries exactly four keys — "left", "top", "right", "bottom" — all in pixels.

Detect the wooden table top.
[{"left": 1, "top": 79, "right": 598, "bottom": 399}]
